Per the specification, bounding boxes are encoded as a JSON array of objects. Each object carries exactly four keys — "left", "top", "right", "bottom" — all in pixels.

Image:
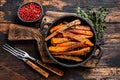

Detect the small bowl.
[{"left": 17, "top": 2, "right": 43, "bottom": 23}]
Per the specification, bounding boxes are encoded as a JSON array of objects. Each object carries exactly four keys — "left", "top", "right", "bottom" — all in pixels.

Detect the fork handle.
[
  {"left": 37, "top": 60, "right": 64, "bottom": 76},
  {"left": 25, "top": 60, "right": 49, "bottom": 78}
]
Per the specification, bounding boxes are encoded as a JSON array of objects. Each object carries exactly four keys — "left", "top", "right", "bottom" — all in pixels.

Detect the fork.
[
  {"left": 2, "top": 44, "right": 64, "bottom": 76},
  {"left": 2, "top": 43, "right": 49, "bottom": 78}
]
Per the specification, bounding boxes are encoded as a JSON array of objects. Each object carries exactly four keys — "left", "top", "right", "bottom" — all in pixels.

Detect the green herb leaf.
[{"left": 76, "top": 6, "right": 109, "bottom": 42}]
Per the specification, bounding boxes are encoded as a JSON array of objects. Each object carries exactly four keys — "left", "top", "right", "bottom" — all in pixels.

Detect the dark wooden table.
[{"left": 0, "top": 0, "right": 120, "bottom": 80}]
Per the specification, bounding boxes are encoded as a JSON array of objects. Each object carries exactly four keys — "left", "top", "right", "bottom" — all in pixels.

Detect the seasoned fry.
[
  {"left": 56, "top": 42, "right": 87, "bottom": 48},
  {"left": 76, "top": 25, "right": 91, "bottom": 30},
  {"left": 49, "top": 42, "right": 88, "bottom": 53},
  {"left": 54, "top": 55, "right": 83, "bottom": 62},
  {"left": 56, "top": 42, "right": 77, "bottom": 47},
  {"left": 48, "top": 46, "right": 69, "bottom": 52},
  {"left": 62, "top": 31, "right": 85, "bottom": 40},
  {"left": 61, "top": 31, "right": 94, "bottom": 46},
  {"left": 50, "top": 23, "right": 63, "bottom": 33},
  {"left": 68, "top": 29, "right": 93, "bottom": 36},
  {"left": 51, "top": 38, "right": 69, "bottom": 44},
  {"left": 84, "top": 39, "right": 94, "bottom": 47},
  {"left": 61, "top": 31, "right": 94, "bottom": 42},
  {"left": 45, "top": 19, "right": 81, "bottom": 41},
  {"left": 51, "top": 47, "right": 91, "bottom": 56},
  {"left": 71, "top": 25, "right": 91, "bottom": 30}
]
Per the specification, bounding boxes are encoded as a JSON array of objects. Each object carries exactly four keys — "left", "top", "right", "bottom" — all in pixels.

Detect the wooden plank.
[
  {"left": 0, "top": 1, "right": 120, "bottom": 23},
  {"left": 81, "top": 68, "right": 120, "bottom": 80},
  {"left": 0, "top": 23, "right": 10, "bottom": 34},
  {"left": 0, "top": 65, "right": 27, "bottom": 80},
  {"left": 98, "top": 48, "right": 120, "bottom": 66},
  {"left": 105, "top": 23, "right": 120, "bottom": 33},
  {"left": 104, "top": 24, "right": 120, "bottom": 40},
  {"left": 104, "top": 33, "right": 120, "bottom": 39},
  {"left": 42, "top": 0, "right": 120, "bottom": 8},
  {"left": 105, "top": 39, "right": 120, "bottom": 44},
  {"left": 43, "top": 11, "right": 120, "bottom": 24},
  {"left": 62, "top": 67, "right": 120, "bottom": 80},
  {"left": 24, "top": 0, "right": 43, "bottom": 3},
  {"left": 8, "top": 24, "right": 35, "bottom": 40}
]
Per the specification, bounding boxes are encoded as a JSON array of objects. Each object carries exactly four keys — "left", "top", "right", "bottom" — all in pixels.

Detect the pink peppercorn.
[{"left": 19, "top": 2, "right": 42, "bottom": 21}]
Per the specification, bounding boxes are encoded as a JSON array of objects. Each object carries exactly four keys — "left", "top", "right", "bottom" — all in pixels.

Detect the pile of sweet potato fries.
[{"left": 45, "top": 19, "right": 94, "bottom": 62}]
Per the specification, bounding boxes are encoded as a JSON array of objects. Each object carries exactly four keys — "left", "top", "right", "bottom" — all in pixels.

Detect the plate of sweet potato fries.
[{"left": 45, "top": 15, "right": 102, "bottom": 67}]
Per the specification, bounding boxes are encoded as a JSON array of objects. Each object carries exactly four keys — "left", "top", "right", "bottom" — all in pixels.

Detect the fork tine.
[
  {"left": 2, "top": 44, "right": 23, "bottom": 59},
  {"left": 15, "top": 48, "right": 26, "bottom": 55},
  {"left": 4, "top": 44, "right": 24, "bottom": 56},
  {"left": 3, "top": 44, "right": 23, "bottom": 57},
  {"left": 4, "top": 44, "right": 18, "bottom": 52},
  {"left": 2, "top": 45, "right": 18, "bottom": 57}
]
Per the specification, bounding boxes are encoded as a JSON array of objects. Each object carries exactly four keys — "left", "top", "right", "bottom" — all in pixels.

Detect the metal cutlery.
[
  {"left": 2, "top": 43, "right": 64, "bottom": 77},
  {"left": 2, "top": 43, "right": 49, "bottom": 78}
]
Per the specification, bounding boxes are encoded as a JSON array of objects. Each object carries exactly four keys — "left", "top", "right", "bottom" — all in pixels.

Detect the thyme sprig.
[{"left": 76, "top": 6, "right": 109, "bottom": 42}]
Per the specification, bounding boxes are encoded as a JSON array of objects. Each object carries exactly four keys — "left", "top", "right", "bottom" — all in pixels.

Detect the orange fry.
[
  {"left": 56, "top": 42, "right": 77, "bottom": 47},
  {"left": 84, "top": 39, "right": 94, "bottom": 47},
  {"left": 54, "top": 55, "right": 83, "bottom": 62},
  {"left": 61, "top": 31, "right": 94, "bottom": 46},
  {"left": 51, "top": 38, "right": 69, "bottom": 44},
  {"left": 52, "top": 47, "right": 91, "bottom": 56},
  {"left": 71, "top": 25, "right": 91, "bottom": 30},
  {"left": 50, "top": 23, "right": 63, "bottom": 33},
  {"left": 56, "top": 41, "right": 87, "bottom": 48},
  {"left": 68, "top": 29, "right": 93, "bottom": 36},
  {"left": 48, "top": 46, "right": 69, "bottom": 52},
  {"left": 45, "top": 19, "right": 81, "bottom": 41}
]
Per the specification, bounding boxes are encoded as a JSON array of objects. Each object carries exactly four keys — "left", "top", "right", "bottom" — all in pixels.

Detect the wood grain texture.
[
  {"left": 8, "top": 24, "right": 35, "bottom": 40},
  {"left": 0, "top": 65, "right": 27, "bottom": 80},
  {"left": 0, "top": 0, "right": 120, "bottom": 80},
  {"left": 0, "top": 23, "right": 10, "bottom": 34},
  {"left": 25, "top": 60, "right": 49, "bottom": 78},
  {"left": 37, "top": 60, "right": 64, "bottom": 76},
  {"left": 62, "top": 67, "right": 120, "bottom": 80},
  {"left": 0, "top": 0, "right": 120, "bottom": 23}
]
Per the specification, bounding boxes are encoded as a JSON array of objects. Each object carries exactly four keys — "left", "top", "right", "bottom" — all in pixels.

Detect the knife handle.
[
  {"left": 37, "top": 60, "right": 64, "bottom": 76},
  {"left": 25, "top": 60, "right": 49, "bottom": 78}
]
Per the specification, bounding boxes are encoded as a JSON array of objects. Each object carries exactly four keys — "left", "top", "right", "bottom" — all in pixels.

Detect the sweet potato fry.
[
  {"left": 56, "top": 42, "right": 87, "bottom": 48},
  {"left": 56, "top": 42, "right": 77, "bottom": 47},
  {"left": 61, "top": 31, "right": 85, "bottom": 40},
  {"left": 84, "top": 39, "right": 94, "bottom": 47},
  {"left": 51, "top": 38, "right": 69, "bottom": 44},
  {"left": 68, "top": 29, "right": 93, "bottom": 36},
  {"left": 50, "top": 23, "right": 63, "bottom": 33},
  {"left": 71, "top": 25, "right": 91, "bottom": 30},
  {"left": 61, "top": 31, "right": 94, "bottom": 46},
  {"left": 54, "top": 55, "right": 83, "bottom": 62},
  {"left": 45, "top": 19, "right": 81, "bottom": 41},
  {"left": 62, "top": 31, "right": 87, "bottom": 40},
  {"left": 51, "top": 47, "right": 91, "bottom": 56},
  {"left": 48, "top": 46, "right": 69, "bottom": 52},
  {"left": 49, "top": 42, "right": 89, "bottom": 53}
]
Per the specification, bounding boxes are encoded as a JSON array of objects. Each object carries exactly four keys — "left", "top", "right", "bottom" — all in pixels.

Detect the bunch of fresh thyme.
[{"left": 76, "top": 6, "right": 109, "bottom": 43}]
